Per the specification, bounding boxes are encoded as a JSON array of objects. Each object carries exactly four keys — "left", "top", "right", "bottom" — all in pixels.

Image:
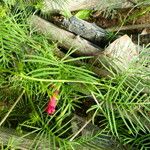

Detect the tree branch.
[
  {"left": 29, "top": 15, "right": 103, "bottom": 56},
  {"left": 42, "top": 0, "right": 136, "bottom": 13}
]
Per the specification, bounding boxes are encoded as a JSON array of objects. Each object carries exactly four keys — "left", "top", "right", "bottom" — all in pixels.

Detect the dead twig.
[{"left": 107, "top": 23, "right": 150, "bottom": 32}]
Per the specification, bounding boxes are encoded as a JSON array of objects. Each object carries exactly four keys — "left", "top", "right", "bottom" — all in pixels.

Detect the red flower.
[{"left": 45, "top": 90, "right": 59, "bottom": 115}]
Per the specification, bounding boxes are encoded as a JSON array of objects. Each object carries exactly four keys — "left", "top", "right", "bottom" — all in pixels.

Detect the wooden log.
[
  {"left": 0, "top": 127, "right": 49, "bottom": 150},
  {"left": 29, "top": 16, "right": 138, "bottom": 72},
  {"left": 29, "top": 15, "right": 103, "bottom": 56},
  {"left": 29, "top": 15, "right": 150, "bottom": 94},
  {"left": 71, "top": 115, "right": 127, "bottom": 150},
  {"left": 53, "top": 16, "right": 108, "bottom": 47},
  {"left": 0, "top": 115, "right": 126, "bottom": 150},
  {"left": 42, "top": 0, "right": 136, "bottom": 13},
  {"left": 107, "top": 24, "right": 150, "bottom": 32}
]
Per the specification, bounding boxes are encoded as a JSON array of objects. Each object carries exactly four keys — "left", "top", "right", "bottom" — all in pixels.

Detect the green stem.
[
  {"left": 0, "top": 90, "right": 25, "bottom": 126},
  {"left": 19, "top": 73, "right": 100, "bottom": 85}
]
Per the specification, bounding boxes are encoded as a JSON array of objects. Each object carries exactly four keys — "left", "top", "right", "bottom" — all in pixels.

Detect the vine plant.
[{"left": 0, "top": 0, "right": 150, "bottom": 149}]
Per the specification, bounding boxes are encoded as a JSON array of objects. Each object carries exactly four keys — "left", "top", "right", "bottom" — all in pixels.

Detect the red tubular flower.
[{"left": 45, "top": 90, "right": 59, "bottom": 115}]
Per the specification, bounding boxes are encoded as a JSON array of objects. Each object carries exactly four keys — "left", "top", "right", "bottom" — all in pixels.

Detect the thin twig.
[
  {"left": 107, "top": 24, "right": 150, "bottom": 32},
  {"left": 69, "top": 118, "right": 92, "bottom": 141},
  {"left": 0, "top": 90, "right": 25, "bottom": 126}
]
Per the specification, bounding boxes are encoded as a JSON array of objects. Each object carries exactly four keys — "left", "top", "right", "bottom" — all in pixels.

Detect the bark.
[
  {"left": 53, "top": 16, "right": 108, "bottom": 47},
  {"left": 42, "top": 0, "right": 136, "bottom": 13},
  {"left": 29, "top": 15, "right": 103, "bottom": 56},
  {"left": 29, "top": 15, "right": 138, "bottom": 72},
  {"left": 107, "top": 23, "right": 150, "bottom": 32},
  {"left": 0, "top": 127, "right": 50, "bottom": 150},
  {"left": 29, "top": 15, "right": 150, "bottom": 94},
  {"left": 0, "top": 116, "right": 126, "bottom": 150},
  {"left": 71, "top": 115, "right": 127, "bottom": 150}
]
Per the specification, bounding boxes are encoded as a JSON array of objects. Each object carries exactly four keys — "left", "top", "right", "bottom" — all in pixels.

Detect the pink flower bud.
[{"left": 45, "top": 90, "right": 59, "bottom": 115}]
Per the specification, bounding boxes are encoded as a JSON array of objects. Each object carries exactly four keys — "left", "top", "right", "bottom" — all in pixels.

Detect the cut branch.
[
  {"left": 42, "top": 0, "right": 136, "bottom": 13},
  {"left": 0, "top": 127, "right": 49, "bottom": 150},
  {"left": 29, "top": 15, "right": 150, "bottom": 94},
  {"left": 53, "top": 16, "right": 108, "bottom": 47},
  {"left": 29, "top": 15, "right": 103, "bottom": 56},
  {"left": 29, "top": 15, "right": 138, "bottom": 72},
  {"left": 0, "top": 116, "right": 126, "bottom": 150},
  {"left": 107, "top": 23, "right": 150, "bottom": 32}
]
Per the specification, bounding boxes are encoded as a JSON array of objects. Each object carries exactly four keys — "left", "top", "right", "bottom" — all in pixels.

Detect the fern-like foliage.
[{"left": 0, "top": 1, "right": 150, "bottom": 150}]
